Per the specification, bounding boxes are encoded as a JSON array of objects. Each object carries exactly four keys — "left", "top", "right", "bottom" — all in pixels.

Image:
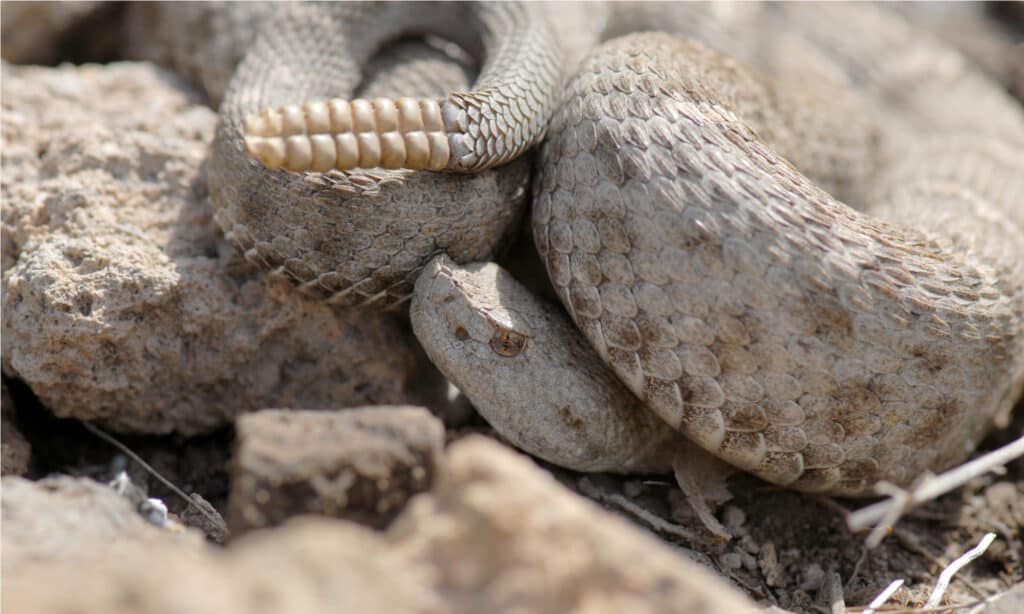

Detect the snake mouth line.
[{"left": 244, "top": 96, "right": 451, "bottom": 172}]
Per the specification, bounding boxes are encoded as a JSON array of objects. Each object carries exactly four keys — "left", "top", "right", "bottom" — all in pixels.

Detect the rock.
[
  {"left": 0, "top": 61, "right": 445, "bottom": 434},
  {"left": 0, "top": 1, "right": 106, "bottom": 64},
  {"left": 179, "top": 492, "right": 231, "bottom": 544},
  {"left": 1, "top": 475, "right": 205, "bottom": 570},
  {"left": 979, "top": 582, "right": 1024, "bottom": 614},
  {"left": 4, "top": 437, "right": 760, "bottom": 613},
  {"left": 389, "top": 436, "right": 761, "bottom": 613},
  {"left": 228, "top": 407, "right": 445, "bottom": 534},
  {"left": 4, "top": 489, "right": 431, "bottom": 614},
  {"left": 1, "top": 381, "right": 31, "bottom": 475},
  {"left": 5, "top": 521, "right": 436, "bottom": 614}
]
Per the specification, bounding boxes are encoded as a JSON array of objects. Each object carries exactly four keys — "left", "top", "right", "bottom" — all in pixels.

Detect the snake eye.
[{"left": 489, "top": 329, "right": 527, "bottom": 357}]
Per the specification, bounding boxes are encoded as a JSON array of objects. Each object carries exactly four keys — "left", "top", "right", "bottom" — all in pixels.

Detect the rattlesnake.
[{"left": 209, "top": 2, "right": 1024, "bottom": 496}]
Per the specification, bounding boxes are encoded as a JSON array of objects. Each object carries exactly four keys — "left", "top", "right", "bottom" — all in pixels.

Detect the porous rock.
[
  {"left": 2, "top": 476, "right": 430, "bottom": 614},
  {"left": 1, "top": 381, "right": 31, "bottom": 475},
  {"left": 228, "top": 406, "right": 446, "bottom": 534},
  {"left": 979, "top": 582, "right": 1024, "bottom": 614},
  {"left": 0, "top": 61, "right": 444, "bottom": 434},
  {"left": 4, "top": 521, "right": 434, "bottom": 614}
]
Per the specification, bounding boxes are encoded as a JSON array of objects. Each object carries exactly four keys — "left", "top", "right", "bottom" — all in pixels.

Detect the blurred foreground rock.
[
  {"left": 4, "top": 437, "right": 761, "bottom": 614},
  {"left": 1, "top": 475, "right": 206, "bottom": 568},
  {"left": 229, "top": 407, "right": 445, "bottom": 534},
  {"left": 0, "top": 61, "right": 444, "bottom": 434}
]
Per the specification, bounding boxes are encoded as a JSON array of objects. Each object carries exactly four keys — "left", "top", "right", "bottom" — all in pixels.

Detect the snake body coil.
[{"left": 213, "top": 2, "right": 1024, "bottom": 495}]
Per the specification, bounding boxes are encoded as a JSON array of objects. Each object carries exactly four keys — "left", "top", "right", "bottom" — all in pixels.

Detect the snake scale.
[{"left": 207, "top": 2, "right": 1024, "bottom": 496}]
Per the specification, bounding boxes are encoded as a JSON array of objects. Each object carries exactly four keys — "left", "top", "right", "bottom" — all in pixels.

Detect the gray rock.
[
  {"left": 228, "top": 407, "right": 445, "bottom": 534},
  {"left": 979, "top": 582, "right": 1024, "bottom": 614},
  {"left": 0, "top": 61, "right": 444, "bottom": 434},
  {"left": 391, "top": 436, "right": 761, "bottom": 613}
]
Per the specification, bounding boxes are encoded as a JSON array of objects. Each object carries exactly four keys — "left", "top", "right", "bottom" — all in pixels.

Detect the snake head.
[
  {"left": 411, "top": 255, "right": 534, "bottom": 365},
  {"left": 410, "top": 255, "right": 678, "bottom": 474}
]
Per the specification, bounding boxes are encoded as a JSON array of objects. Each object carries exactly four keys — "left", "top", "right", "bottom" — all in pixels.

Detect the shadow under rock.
[{"left": 6, "top": 375, "right": 233, "bottom": 520}]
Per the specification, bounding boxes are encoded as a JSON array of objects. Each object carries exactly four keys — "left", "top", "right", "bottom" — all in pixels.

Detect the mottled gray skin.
[
  {"left": 532, "top": 24, "right": 1024, "bottom": 495},
  {"left": 415, "top": 4, "right": 1023, "bottom": 497},
  {"left": 207, "top": 2, "right": 559, "bottom": 307},
  {"left": 411, "top": 255, "right": 678, "bottom": 474},
  {"left": 213, "top": 3, "right": 1023, "bottom": 496}
]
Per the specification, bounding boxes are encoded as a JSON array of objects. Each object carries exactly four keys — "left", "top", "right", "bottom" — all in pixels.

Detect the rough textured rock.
[
  {"left": 4, "top": 521, "right": 435, "bottom": 614},
  {"left": 1, "top": 381, "right": 31, "bottom": 475},
  {"left": 0, "top": 1, "right": 105, "bottom": 64},
  {"left": 0, "top": 61, "right": 444, "bottom": 434},
  {"left": 229, "top": 406, "right": 446, "bottom": 534},
  {"left": 1, "top": 475, "right": 206, "bottom": 569},
  {"left": 3, "top": 437, "right": 761, "bottom": 613}
]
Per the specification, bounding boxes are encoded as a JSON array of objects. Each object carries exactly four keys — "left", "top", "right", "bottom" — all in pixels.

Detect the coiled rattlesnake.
[{"left": 209, "top": 2, "right": 1024, "bottom": 497}]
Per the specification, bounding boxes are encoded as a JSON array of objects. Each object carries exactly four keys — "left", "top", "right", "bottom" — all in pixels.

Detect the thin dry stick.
[
  {"left": 848, "top": 434, "right": 1024, "bottom": 541},
  {"left": 845, "top": 544, "right": 873, "bottom": 595},
  {"left": 923, "top": 532, "right": 997, "bottom": 609},
  {"left": 81, "top": 421, "right": 224, "bottom": 529},
  {"left": 863, "top": 578, "right": 904, "bottom": 614},
  {"left": 577, "top": 477, "right": 698, "bottom": 541},
  {"left": 892, "top": 528, "right": 988, "bottom": 600}
]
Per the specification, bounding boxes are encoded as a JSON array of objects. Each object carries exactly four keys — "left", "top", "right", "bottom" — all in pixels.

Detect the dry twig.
[
  {"left": 81, "top": 421, "right": 226, "bottom": 531},
  {"left": 923, "top": 533, "right": 997, "bottom": 609},
  {"left": 848, "top": 435, "right": 1024, "bottom": 546}
]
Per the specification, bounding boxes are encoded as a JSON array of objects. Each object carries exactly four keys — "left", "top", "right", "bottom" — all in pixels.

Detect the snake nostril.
[{"left": 454, "top": 326, "right": 470, "bottom": 340}]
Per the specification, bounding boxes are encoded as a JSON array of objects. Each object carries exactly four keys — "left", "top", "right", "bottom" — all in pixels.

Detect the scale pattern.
[
  {"left": 205, "top": 2, "right": 1024, "bottom": 494},
  {"left": 533, "top": 33, "right": 1024, "bottom": 494},
  {"left": 207, "top": 2, "right": 559, "bottom": 307}
]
